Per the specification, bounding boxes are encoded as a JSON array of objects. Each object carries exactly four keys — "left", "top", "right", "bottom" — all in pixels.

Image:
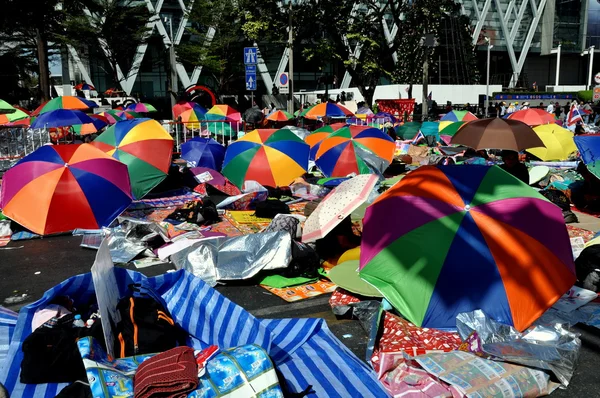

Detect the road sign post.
[
  {"left": 279, "top": 72, "right": 289, "bottom": 94},
  {"left": 244, "top": 48, "right": 258, "bottom": 105},
  {"left": 244, "top": 47, "right": 257, "bottom": 65}
]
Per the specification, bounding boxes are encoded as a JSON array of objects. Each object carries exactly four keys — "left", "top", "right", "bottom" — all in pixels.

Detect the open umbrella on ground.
[
  {"left": 302, "top": 174, "right": 378, "bottom": 243},
  {"left": 117, "top": 110, "right": 143, "bottom": 120},
  {"left": 305, "top": 123, "right": 346, "bottom": 160},
  {"left": 304, "top": 103, "right": 354, "bottom": 119},
  {"left": 173, "top": 102, "right": 207, "bottom": 119},
  {"left": 438, "top": 121, "right": 467, "bottom": 144},
  {"left": 243, "top": 107, "right": 264, "bottom": 125},
  {"left": 91, "top": 119, "right": 173, "bottom": 199},
  {"left": 266, "top": 110, "right": 294, "bottom": 122},
  {"left": 295, "top": 104, "right": 315, "bottom": 118},
  {"left": 359, "top": 165, "right": 575, "bottom": 331},
  {"left": 74, "top": 83, "right": 96, "bottom": 91},
  {"left": 574, "top": 135, "right": 600, "bottom": 179},
  {"left": 179, "top": 107, "right": 206, "bottom": 129},
  {"left": 440, "top": 110, "right": 478, "bottom": 122},
  {"left": 508, "top": 108, "right": 555, "bottom": 126},
  {"left": 450, "top": 118, "right": 545, "bottom": 151},
  {"left": 0, "top": 99, "right": 16, "bottom": 114},
  {"left": 222, "top": 129, "right": 309, "bottom": 188},
  {"left": 126, "top": 102, "right": 157, "bottom": 113},
  {"left": 205, "top": 104, "right": 242, "bottom": 122},
  {"left": 181, "top": 137, "right": 225, "bottom": 170},
  {"left": 0, "top": 144, "right": 132, "bottom": 235},
  {"left": 526, "top": 124, "right": 577, "bottom": 161},
  {"left": 315, "top": 125, "right": 395, "bottom": 177},
  {"left": 32, "top": 96, "right": 98, "bottom": 116},
  {"left": 395, "top": 122, "right": 421, "bottom": 140},
  {"left": 73, "top": 116, "right": 108, "bottom": 136},
  {"left": 0, "top": 108, "right": 29, "bottom": 125},
  {"left": 31, "top": 109, "right": 95, "bottom": 129}
]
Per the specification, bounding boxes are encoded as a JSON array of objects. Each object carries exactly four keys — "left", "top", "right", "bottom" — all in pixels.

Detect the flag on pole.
[
  {"left": 427, "top": 92, "right": 432, "bottom": 101},
  {"left": 567, "top": 106, "right": 583, "bottom": 126},
  {"left": 411, "top": 131, "right": 425, "bottom": 145}
]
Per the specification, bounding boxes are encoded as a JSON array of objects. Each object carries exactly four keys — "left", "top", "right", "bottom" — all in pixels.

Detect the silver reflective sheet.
[{"left": 456, "top": 309, "right": 581, "bottom": 386}]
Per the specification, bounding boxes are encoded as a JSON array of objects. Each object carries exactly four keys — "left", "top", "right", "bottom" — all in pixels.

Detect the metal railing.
[
  {"left": 163, "top": 120, "right": 243, "bottom": 152},
  {"left": 0, "top": 128, "right": 51, "bottom": 171}
]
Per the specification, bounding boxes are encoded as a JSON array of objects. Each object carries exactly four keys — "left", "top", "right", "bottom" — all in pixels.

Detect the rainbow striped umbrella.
[
  {"left": 73, "top": 116, "right": 108, "bottom": 136},
  {"left": 0, "top": 99, "right": 16, "bottom": 114},
  {"left": 0, "top": 144, "right": 132, "bottom": 235},
  {"left": 31, "top": 109, "right": 95, "bottom": 129},
  {"left": 173, "top": 102, "right": 207, "bottom": 119},
  {"left": 205, "top": 104, "right": 241, "bottom": 122},
  {"left": 126, "top": 102, "right": 157, "bottom": 113},
  {"left": 32, "top": 96, "right": 98, "bottom": 116},
  {"left": 266, "top": 110, "right": 294, "bottom": 122},
  {"left": 0, "top": 108, "right": 29, "bottom": 125},
  {"left": 440, "top": 110, "right": 478, "bottom": 122},
  {"left": 97, "top": 111, "right": 122, "bottom": 124},
  {"left": 305, "top": 123, "right": 346, "bottom": 160},
  {"left": 315, "top": 125, "right": 395, "bottom": 177},
  {"left": 304, "top": 103, "right": 354, "bottom": 119},
  {"left": 180, "top": 107, "right": 206, "bottom": 129},
  {"left": 91, "top": 119, "right": 173, "bottom": 199},
  {"left": 222, "top": 129, "right": 309, "bottom": 188},
  {"left": 359, "top": 165, "right": 575, "bottom": 331}
]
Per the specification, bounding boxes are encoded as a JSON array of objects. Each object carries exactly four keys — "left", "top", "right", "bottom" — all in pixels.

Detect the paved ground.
[{"left": 1, "top": 234, "right": 599, "bottom": 396}]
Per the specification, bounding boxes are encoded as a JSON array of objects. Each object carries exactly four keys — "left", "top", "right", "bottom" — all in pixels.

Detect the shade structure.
[
  {"left": 395, "top": 122, "right": 421, "bottom": 140},
  {"left": 526, "top": 125, "right": 576, "bottom": 161},
  {"left": 302, "top": 174, "right": 378, "bottom": 243},
  {"left": 73, "top": 117, "right": 108, "bottom": 136},
  {"left": 507, "top": 108, "right": 555, "bottom": 126},
  {"left": 450, "top": 118, "right": 545, "bottom": 151},
  {"left": 74, "top": 83, "right": 95, "bottom": 91},
  {"left": 359, "top": 165, "right": 576, "bottom": 331},
  {"left": 31, "top": 109, "right": 95, "bottom": 129},
  {"left": 181, "top": 137, "right": 225, "bottom": 170},
  {"left": 222, "top": 129, "right": 309, "bottom": 188},
  {"left": 574, "top": 135, "right": 600, "bottom": 179},
  {"left": 32, "top": 96, "right": 98, "bottom": 116},
  {"left": 0, "top": 144, "right": 132, "bottom": 235},
  {"left": 304, "top": 103, "right": 354, "bottom": 119},
  {"left": 179, "top": 107, "right": 206, "bottom": 129},
  {"left": 0, "top": 108, "right": 29, "bottom": 125},
  {"left": 205, "top": 104, "right": 242, "bottom": 122},
  {"left": 315, "top": 125, "right": 395, "bottom": 177},
  {"left": 91, "top": 119, "right": 173, "bottom": 199},
  {"left": 440, "top": 110, "right": 478, "bottom": 122},
  {"left": 266, "top": 110, "right": 294, "bottom": 122},
  {"left": 126, "top": 102, "right": 157, "bottom": 113},
  {"left": 305, "top": 123, "right": 346, "bottom": 160}
]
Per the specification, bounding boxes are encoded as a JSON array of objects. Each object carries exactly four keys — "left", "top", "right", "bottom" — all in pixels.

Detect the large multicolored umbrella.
[
  {"left": 302, "top": 174, "right": 378, "bottom": 243},
  {"left": 173, "top": 102, "right": 207, "bottom": 120},
  {"left": 395, "top": 122, "right": 421, "bottom": 140},
  {"left": 295, "top": 104, "right": 315, "bottom": 118},
  {"left": 438, "top": 121, "right": 467, "bottom": 144},
  {"left": 0, "top": 144, "right": 132, "bottom": 235},
  {"left": 179, "top": 107, "right": 206, "bottom": 129},
  {"left": 0, "top": 108, "right": 29, "bottom": 125},
  {"left": 126, "top": 102, "right": 157, "bottom": 113},
  {"left": 181, "top": 137, "right": 225, "bottom": 170},
  {"left": 0, "top": 99, "right": 16, "bottom": 114},
  {"left": 222, "top": 129, "right": 309, "bottom": 188},
  {"left": 91, "top": 119, "right": 173, "bottom": 199},
  {"left": 32, "top": 96, "right": 98, "bottom": 116},
  {"left": 73, "top": 116, "right": 108, "bottom": 136},
  {"left": 31, "top": 109, "right": 95, "bottom": 129},
  {"left": 266, "top": 110, "right": 294, "bottom": 122},
  {"left": 440, "top": 110, "right": 478, "bottom": 122},
  {"left": 5, "top": 116, "right": 35, "bottom": 127},
  {"left": 205, "top": 104, "right": 242, "bottom": 122},
  {"left": 574, "top": 135, "right": 600, "bottom": 179},
  {"left": 314, "top": 125, "right": 395, "bottom": 177},
  {"left": 359, "top": 165, "right": 576, "bottom": 331},
  {"left": 305, "top": 123, "right": 346, "bottom": 160},
  {"left": 304, "top": 103, "right": 353, "bottom": 119},
  {"left": 450, "top": 118, "right": 545, "bottom": 151},
  {"left": 508, "top": 108, "right": 555, "bottom": 126},
  {"left": 97, "top": 110, "right": 123, "bottom": 124},
  {"left": 526, "top": 125, "right": 576, "bottom": 161}
]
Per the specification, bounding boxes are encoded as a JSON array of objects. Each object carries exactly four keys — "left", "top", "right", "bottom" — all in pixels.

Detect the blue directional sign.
[
  {"left": 244, "top": 47, "right": 258, "bottom": 65},
  {"left": 246, "top": 72, "right": 257, "bottom": 91},
  {"left": 245, "top": 65, "right": 257, "bottom": 73}
]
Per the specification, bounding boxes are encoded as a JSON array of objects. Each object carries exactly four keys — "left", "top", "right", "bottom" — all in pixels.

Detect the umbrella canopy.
[
  {"left": 97, "top": 111, "right": 122, "bottom": 124},
  {"left": 450, "top": 118, "right": 545, "bottom": 151},
  {"left": 302, "top": 174, "right": 378, "bottom": 242},
  {"left": 0, "top": 99, "right": 16, "bottom": 115},
  {"left": 117, "top": 110, "right": 143, "bottom": 120},
  {"left": 440, "top": 110, "right": 478, "bottom": 122},
  {"left": 574, "top": 135, "right": 600, "bottom": 179},
  {"left": 205, "top": 104, "right": 242, "bottom": 122},
  {"left": 305, "top": 123, "right": 346, "bottom": 160},
  {"left": 32, "top": 96, "right": 98, "bottom": 116},
  {"left": 74, "top": 83, "right": 96, "bottom": 91},
  {"left": 126, "top": 102, "right": 157, "bottom": 113},
  {"left": 205, "top": 121, "right": 237, "bottom": 137},
  {"left": 181, "top": 137, "right": 225, "bottom": 170},
  {"left": 173, "top": 101, "right": 207, "bottom": 119},
  {"left": 295, "top": 104, "right": 315, "bottom": 117},
  {"left": 267, "top": 110, "right": 294, "bottom": 122},
  {"left": 315, "top": 125, "right": 395, "bottom": 177},
  {"left": 508, "top": 108, "right": 555, "bottom": 126},
  {"left": 243, "top": 107, "right": 265, "bottom": 124},
  {"left": 222, "top": 129, "right": 309, "bottom": 188},
  {"left": 359, "top": 165, "right": 575, "bottom": 331},
  {"left": 0, "top": 144, "right": 132, "bottom": 235},
  {"left": 91, "top": 119, "right": 173, "bottom": 199},
  {"left": 31, "top": 109, "right": 95, "bottom": 129},
  {"left": 73, "top": 117, "right": 108, "bottom": 136},
  {"left": 439, "top": 121, "right": 466, "bottom": 137},
  {"left": 180, "top": 107, "right": 206, "bottom": 129},
  {"left": 526, "top": 125, "right": 576, "bottom": 161},
  {"left": 5, "top": 116, "right": 35, "bottom": 127},
  {"left": 304, "top": 103, "right": 354, "bottom": 119},
  {"left": 0, "top": 108, "right": 29, "bottom": 125},
  {"left": 395, "top": 122, "right": 421, "bottom": 140},
  {"left": 281, "top": 125, "right": 310, "bottom": 141}
]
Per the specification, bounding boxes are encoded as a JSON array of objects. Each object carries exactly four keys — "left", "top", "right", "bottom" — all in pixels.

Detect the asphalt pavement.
[{"left": 1, "top": 235, "right": 599, "bottom": 396}]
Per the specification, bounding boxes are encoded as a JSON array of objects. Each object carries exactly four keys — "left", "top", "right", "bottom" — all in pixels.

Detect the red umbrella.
[{"left": 508, "top": 109, "right": 556, "bottom": 126}]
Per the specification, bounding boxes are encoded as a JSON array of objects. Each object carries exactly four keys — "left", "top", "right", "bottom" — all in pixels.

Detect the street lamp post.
[
  {"left": 582, "top": 46, "right": 596, "bottom": 90},
  {"left": 485, "top": 37, "right": 493, "bottom": 118},
  {"left": 287, "top": 1, "right": 294, "bottom": 114},
  {"left": 551, "top": 44, "right": 562, "bottom": 87}
]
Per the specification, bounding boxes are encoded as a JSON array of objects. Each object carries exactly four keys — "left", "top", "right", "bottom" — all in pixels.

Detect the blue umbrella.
[
  {"left": 181, "top": 137, "right": 226, "bottom": 170},
  {"left": 31, "top": 109, "right": 95, "bottom": 129}
]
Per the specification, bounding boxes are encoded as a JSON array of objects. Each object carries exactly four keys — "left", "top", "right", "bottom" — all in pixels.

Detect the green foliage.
[{"left": 578, "top": 90, "right": 593, "bottom": 102}]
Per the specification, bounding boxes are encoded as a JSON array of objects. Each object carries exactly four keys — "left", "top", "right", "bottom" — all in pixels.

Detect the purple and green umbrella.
[{"left": 126, "top": 102, "right": 157, "bottom": 113}]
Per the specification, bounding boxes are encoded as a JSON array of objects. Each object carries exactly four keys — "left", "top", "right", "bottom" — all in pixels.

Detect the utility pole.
[
  {"left": 166, "top": 16, "right": 177, "bottom": 118},
  {"left": 551, "top": 44, "right": 561, "bottom": 87},
  {"left": 582, "top": 45, "right": 596, "bottom": 90},
  {"left": 287, "top": 0, "right": 294, "bottom": 114}
]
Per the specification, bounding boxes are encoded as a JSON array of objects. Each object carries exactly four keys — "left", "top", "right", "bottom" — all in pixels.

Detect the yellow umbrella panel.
[{"left": 527, "top": 125, "right": 577, "bottom": 161}]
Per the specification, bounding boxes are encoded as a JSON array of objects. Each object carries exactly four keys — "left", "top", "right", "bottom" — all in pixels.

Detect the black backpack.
[
  {"left": 114, "top": 284, "right": 187, "bottom": 358},
  {"left": 254, "top": 199, "right": 290, "bottom": 218}
]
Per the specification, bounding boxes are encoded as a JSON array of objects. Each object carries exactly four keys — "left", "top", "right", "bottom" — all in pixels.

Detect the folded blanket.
[{"left": 134, "top": 347, "right": 198, "bottom": 398}]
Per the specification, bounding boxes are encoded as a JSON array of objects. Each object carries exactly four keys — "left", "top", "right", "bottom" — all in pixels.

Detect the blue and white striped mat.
[
  {"left": 0, "top": 306, "right": 17, "bottom": 373},
  {"left": 0, "top": 269, "right": 388, "bottom": 397}
]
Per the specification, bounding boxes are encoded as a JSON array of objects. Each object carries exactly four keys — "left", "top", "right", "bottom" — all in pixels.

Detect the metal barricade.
[
  {"left": 0, "top": 127, "right": 51, "bottom": 171},
  {"left": 164, "top": 120, "right": 242, "bottom": 153}
]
